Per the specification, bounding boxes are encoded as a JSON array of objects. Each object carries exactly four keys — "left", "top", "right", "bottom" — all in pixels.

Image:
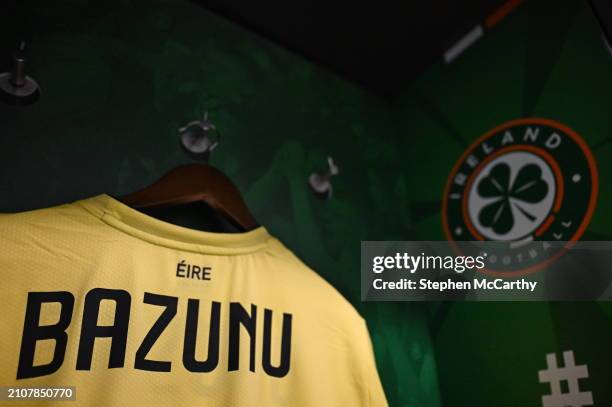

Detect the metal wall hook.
[
  {"left": 308, "top": 156, "right": 339, "bottom": 199},
  {"left": 179, "top": 112, "right": 221, "bottom": 161},
  {"left": 0, "top": 41, "right": 41, "bottom": 106}
]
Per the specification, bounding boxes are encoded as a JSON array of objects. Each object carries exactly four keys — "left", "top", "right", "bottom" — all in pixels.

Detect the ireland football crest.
[{"left": 442, "top": 118, "right": 598, "bottom": 274}]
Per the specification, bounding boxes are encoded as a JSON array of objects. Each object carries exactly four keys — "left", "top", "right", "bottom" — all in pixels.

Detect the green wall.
[
  {"left": 0, "top": 1, "right": 438, "bottom": 406},
  {"left": 1, "top": 0, "right": 611, "bottom": 406},
  {"left": 398, "top": 1, "right": 612, "bottom": 405}
]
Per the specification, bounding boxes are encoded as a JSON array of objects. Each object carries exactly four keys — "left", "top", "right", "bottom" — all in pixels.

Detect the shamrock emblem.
[{"left": 477, "top": 162, "right": 549, "bottom": 235}]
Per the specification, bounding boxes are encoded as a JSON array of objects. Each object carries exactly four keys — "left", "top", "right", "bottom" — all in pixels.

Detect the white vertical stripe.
[
  {"left": 443, "top": 26, "right": 484, "bottom": 63},
  {"left": 603, "top": 33, "right": 612, "bottom": 56}
]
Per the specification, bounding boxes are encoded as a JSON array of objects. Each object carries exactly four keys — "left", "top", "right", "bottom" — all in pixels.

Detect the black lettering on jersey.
[
  {"left": 76, "top": 288, "right": 131, "bottom": 370},
  {"left": 183, "top": 299, "right": 221, "bottom": 372},
  {"left": 176, "top": 260, "right": 212, "bottom": 281},
  {"left": 228, "top": 303, "right": 257, "bottom": 372},
  {"left": 16, "top": 289, "right": 293, "bottom": 379},
  {"left": 262, "top": 309, "right": 292, "bottom": 378},
  {"left": 17, "top": 291, "right": 75, "bottom": 379},
  {"left": 134, "top": 293, "right": 177, "bottom": 372}
]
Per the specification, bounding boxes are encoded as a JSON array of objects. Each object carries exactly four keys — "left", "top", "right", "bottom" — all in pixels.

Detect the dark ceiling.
[
  {"left": 195, "top": 0, "right": 508, "bottom": 98},
  {"left": 1, "top": 0, "right": 511, "bottom": 100}
]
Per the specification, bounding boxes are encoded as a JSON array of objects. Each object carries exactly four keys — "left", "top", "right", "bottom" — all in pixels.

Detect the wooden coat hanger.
[{"left": 118, "top": 164, "right": 258, "bottom": 232}]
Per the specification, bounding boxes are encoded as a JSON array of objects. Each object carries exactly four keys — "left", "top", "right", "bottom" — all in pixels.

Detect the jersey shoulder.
[{"left": 0, "top": 198, "right": 107, "bottom": 255}]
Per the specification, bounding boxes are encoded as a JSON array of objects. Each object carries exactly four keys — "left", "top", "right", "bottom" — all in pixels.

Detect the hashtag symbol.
[{"left": 538, "top": 350, "right": 593, "bottom": 407}]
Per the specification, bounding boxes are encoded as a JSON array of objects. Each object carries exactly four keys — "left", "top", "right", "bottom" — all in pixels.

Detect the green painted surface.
[{"left": 1, "top": 0, "right": 611, "bottom": 406}]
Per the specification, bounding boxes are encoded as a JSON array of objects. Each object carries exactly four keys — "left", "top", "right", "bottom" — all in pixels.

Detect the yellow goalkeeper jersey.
[{"left": 0, "top": 194, "right": 387, "bottom": 407}]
